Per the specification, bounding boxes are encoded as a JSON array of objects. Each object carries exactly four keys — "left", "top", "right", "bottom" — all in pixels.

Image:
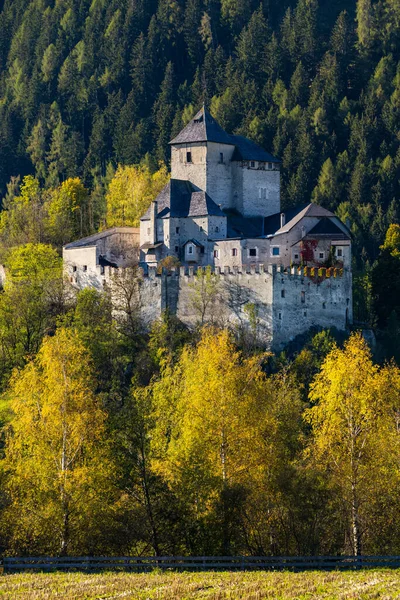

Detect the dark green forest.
[{"left": 0, "top": 0, "right": 399, "bottom": 265}]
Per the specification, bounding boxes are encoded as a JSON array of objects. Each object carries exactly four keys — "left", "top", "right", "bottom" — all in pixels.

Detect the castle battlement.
[{"left": 138, "top": 264, "right": 346, "bottom": 281}]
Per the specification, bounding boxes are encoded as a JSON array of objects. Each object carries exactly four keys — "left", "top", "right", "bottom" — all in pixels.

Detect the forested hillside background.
[{"left": 0, "top": 0, "right": 399, "bottom": 265}]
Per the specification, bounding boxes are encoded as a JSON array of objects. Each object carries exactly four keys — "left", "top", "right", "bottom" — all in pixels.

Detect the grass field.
[{"left": 0, "top": 570, "right": 399, "bottom": 599}]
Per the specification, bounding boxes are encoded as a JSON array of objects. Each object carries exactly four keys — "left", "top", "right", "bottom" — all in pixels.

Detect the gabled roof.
[
  {"left": 307, "top": 217, "right": 348, "bottom": 236},
  {"left": 169, "top": 107, "right": 280, "bottom": 163},
  {"left": 64, "top": 227, "right": 139, "bottom": 249},
  {"left": 169, "top": 107, "right": 233, "bottom": 146},
  {"left": 141, "top": 179, "right": 225, "bottom": 220},
  {"left": 183, "top": 239, "right": 203, "bottom": 248},
  {"left": 274, "top": 204, "right": 336, "bottom": 235}
]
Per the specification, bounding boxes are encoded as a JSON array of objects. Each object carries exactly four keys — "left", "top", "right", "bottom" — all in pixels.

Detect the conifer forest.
[{"left": 0, "top": 0, "right": 400, "bottom": 559}]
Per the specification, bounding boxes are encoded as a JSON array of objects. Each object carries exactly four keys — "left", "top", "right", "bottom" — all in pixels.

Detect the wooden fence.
[{"left": 3, "top": 555, "right": 400, "bottom": 573}]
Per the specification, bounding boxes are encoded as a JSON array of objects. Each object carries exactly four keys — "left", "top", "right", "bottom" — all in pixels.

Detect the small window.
[
  {"left": 281, "top": 289, "right": 285, "bottom": 298},
  {"left": 319, "top": 252, "right": 324, "bottom": 260},
  {"left": 215, "top": 226, "right": 219, "bottom": 233},
  {"left": 272, "top": 247, "right": 280, "bottom": 256},
  {"left": 83, "top": 265, "right": 87, "bottom": 272},
  {"left": 259, "top": 187, "right": 267, "bottom": 200},
  {"left": 188, "top": 245, "right": 193, "bottom": 255},
  {"left": 337, "top": 248, "right": 343, "bottom": 257},
  {"left": 268, "top": 162, "right": 272, "bottom": 170},
  {"left": 72, "top": 265, "right": 77, "bottom": 272},
  {"left": 232, "top": 248, "right": 238, "bottom": 257},
  {"left": 304, "top": 311, "right": 307, "bottom": 317},
  {"left": 147, "top": 228, "right": 151, "bottom": 235},
  {"left": 219, "top": 153, "right": 224, "bottom": 163},
  {"left": 251, "top": 161, "right": 255, "bottom": 168},
  {"left": 294, "top": 254, "right": 299, "bottom": 260},
  {"left": 100, "top": 265, "right": 105, "bottom": 275},
  {"left": 323, "top": 302, "right": 326, "bottom": 309},
  {"left": 176, "top": 227, "right": 180, "bottom": 234},
  {"left": 175, "top": 246, "right": 179, "bottom": 253},
  {"left": 249, "top": 248, "right": 257, "bottom": 257},
  {"left": 301, "top": 291, "right": 305, "bottom": 304},
  {"left": 199, "top": 225, "right": 203, "bottom": 232},
  {"left": 200, "top": 246, "right": 204, "bottom": 254},
  {"left": 186, "top": 151, "right": 192, "bottom": 163},
  {"left": 213, "top": 249, "right": 219, "bottom": 259},
  {"left": 279, "top": 312, "right": 282, "bottom": 320}
]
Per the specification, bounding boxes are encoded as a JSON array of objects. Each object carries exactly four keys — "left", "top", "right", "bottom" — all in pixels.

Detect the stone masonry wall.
[{"left": 134, "top": 264, "right": 352, "bottom": 350}]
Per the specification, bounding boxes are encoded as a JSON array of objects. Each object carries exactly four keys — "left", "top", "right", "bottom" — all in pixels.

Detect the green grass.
[{"left": 0, "top": 569, "right": 399, "bottom": 599}]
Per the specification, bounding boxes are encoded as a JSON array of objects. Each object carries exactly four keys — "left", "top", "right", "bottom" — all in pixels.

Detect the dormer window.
[
  {"left": 188, "top": 245, "right": 193, "bottom": 255},
  {"left": 186, "top": 151, "right": 192, "bottom": 163}
]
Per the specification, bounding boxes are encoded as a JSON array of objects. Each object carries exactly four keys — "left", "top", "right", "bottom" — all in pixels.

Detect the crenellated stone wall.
[{"left": 122, "top": 264, "right": 352, "bottom": 351}]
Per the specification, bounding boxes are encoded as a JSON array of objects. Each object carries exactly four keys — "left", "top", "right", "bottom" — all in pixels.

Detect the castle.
[{"left": 63, "top": 108, "right": 352, "bottom": 350}]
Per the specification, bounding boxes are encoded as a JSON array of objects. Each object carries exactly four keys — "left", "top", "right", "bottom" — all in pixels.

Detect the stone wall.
[
  {"left": 134, "top": 264, "right": 352, "bottom": 351},
  {"left": 240, "top": 165, "right": 280, "bottom": 217},
  {"left": 171, "top": 142, "right": 207, "bottom": 191}
]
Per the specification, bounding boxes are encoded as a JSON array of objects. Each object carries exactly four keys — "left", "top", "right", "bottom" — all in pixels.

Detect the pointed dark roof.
[
  {"left": 307, "top": 217, "right": 349, "bottom": 237},
  {"left": 170, "top": 107, "right": 233, "bottom": 145},
  {"left": 141, "top": 179, "right": 225, "bottom": 220},
  {"left": 170, "top": 107, "right": 280, "bottom": 163}
]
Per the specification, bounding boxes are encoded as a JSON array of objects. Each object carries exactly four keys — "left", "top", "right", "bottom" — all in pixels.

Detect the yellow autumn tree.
[
  {"left": 46, "top": 177, "right": 90, "bottom": 247},
  {"left": 105, "top": 163, "right": 169, "bottom": 228},
  {"left": 305, "top": 332, "right": 400, "bottom": 555},
  {"left": 151, "top": 328, "right": 302, "bottom": 553},
  {"left": 1, "top": 327, "right": 118, "bottom": 556}
]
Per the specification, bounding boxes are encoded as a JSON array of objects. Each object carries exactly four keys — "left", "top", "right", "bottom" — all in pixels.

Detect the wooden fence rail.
[{"left": 3, "top": 555, "right": 400, "bottom": 573}]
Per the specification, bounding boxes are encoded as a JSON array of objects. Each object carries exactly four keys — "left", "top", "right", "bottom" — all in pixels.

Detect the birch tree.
[{"left": 1, "top": 328, "right": 117, "bottom": 555}]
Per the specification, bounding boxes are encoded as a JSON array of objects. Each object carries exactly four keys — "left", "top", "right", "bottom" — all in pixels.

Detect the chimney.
[
  {"left": 149, "top": 201, "right": 157, "bottom": 245},
  {"left": 280, "top": 213, "right": 286, "bottom": 228}
]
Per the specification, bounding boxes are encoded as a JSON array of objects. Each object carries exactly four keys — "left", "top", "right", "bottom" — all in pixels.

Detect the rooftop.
[
  {"left": 170, "top": 106, "right": 280, "bottom": 163},
  {"left": 64, "top": 227, "right": 140, "bottom": 249},
  {"left": 141, "top": 179, "right": 225, "bottom": 220}
]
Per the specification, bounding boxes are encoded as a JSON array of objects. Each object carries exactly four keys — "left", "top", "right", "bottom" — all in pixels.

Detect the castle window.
[
  {"left": 281, "top": 289, "right": 285, "bottom": 298},
  {"left": 100, "top": 265, "right": 105, "bottom": 275},
  {"left": 251, "top": 161, "right": 256, "bottom": 168},
  {"left": 259, "top": 187, "right": 267, "bottom": 200},
  {"left": 215, "top": 226, "right": 219, "bottom": 233},
  {"left": 279, "top": 312, "right": 282, "bottom": 320},
  {"left": 219, "top": 153, "right": 224, "bottom": 164},
  {"left": 175, "top": 246, "right": 179, "bottom": 253},
  {"left": 176, "top": 227, "right": 180, "bottom": 234},
  {"left": 186, "top": 151, "right": 192, "bottom": 163},
  {"left": 272, "top": 247, "right": 280, "bottom": 256},
  {"left": 200, "top": 246, "right": 204, "bottom": 254},
  {"left": 323, "top": 302, "right": 326, "bottom": 309},
  {"left": 232, "top": 248, "right": 238, "bottom": 257},
  {"left": 301, "top": 291, "right": 305, "bottom": 303},
  {"left": 249, "top": 248, "right": 257, "bottom": 257},
  {"left": 214, "top": 249, "right": 219, "bottom": 259},
  {"left": 72, "top": 265, "right": 77, "bottom": 272},
  {"left": 83, "top": 265, "right": 87, "bottom": 272}
]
